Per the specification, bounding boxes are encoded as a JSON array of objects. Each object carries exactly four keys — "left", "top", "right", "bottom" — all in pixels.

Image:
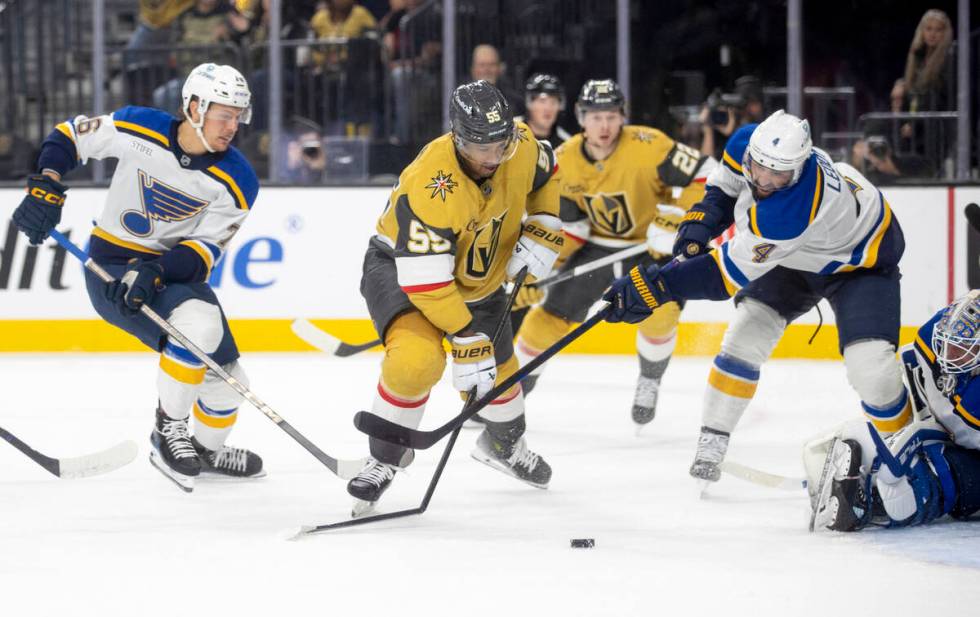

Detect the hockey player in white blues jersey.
[
  {"left": 11, "top": 63, "right": 263, "bottom": 492},
  {"left": 601, "top": 109, "right": 909, "bottom": 485},
  {"left": 808, "top": 290, "right": 980, "bottom": 531}
]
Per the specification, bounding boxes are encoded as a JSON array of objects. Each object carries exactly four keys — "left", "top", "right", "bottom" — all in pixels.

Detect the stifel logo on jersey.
[
  {"left": 584, "top": 192, "right": 633, "bottom": 236},
  {"left": 123, "top": 170, "right": 210, "bottom": 237},
  {"left": 465, "top": 213, "right": 505, "bottom": 279}
]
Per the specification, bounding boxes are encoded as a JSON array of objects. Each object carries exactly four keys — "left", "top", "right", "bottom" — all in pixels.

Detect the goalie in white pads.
[
  {"left": 808, "top": 291, "right": 980, "bottom": 531},
  {"left": 11, "top": 63, "right": 264, "bottom": 492}
]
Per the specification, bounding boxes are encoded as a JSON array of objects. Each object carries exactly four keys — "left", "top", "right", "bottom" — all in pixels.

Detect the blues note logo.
[{"left": 122, "top": 170, "right": 210, "bottom": 237}]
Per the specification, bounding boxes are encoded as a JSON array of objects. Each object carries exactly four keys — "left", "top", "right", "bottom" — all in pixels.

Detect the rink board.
[{"left": 0, "top": 185, "right": 974, "bottom": 357}]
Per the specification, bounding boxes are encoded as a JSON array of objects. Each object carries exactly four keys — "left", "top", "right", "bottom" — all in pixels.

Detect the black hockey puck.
[{"left": 570, "top": 538, "right": 595, "bottom": 548}]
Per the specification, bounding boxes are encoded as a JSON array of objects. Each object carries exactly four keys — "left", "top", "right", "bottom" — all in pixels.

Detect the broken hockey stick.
[
  {"left": 719, "top": 460, "right": 807, "bottom": 491},
  {"left": 49, "top": 230, "right": 366, "bottom": 481},
  {"left": 296, "top": 268, "right": 528, "bottom": 536},
  {"left": 290, "top": 239, "right": 656, "bottom": 358},
  {"left": 1, "top": 425, "right": 138, "bottom": 479},
  {"left": 353, "top": 302, "right": 612, "bottom": 450}
]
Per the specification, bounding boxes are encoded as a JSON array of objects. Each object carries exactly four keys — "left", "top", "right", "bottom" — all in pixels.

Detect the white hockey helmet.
[
  {"left": 181, "top": 63, "right": 251, "bottom": 151},
  {"left": 741, "top": 109, "right": 812, "bottom": 192},
  {"left": 934, "top": 290, "right": 980, "bottom": 374}
]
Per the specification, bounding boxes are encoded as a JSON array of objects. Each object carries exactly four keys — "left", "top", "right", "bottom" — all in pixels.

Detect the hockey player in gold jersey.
[
  {"left": 514, "top": 79, "right": 717, "bottom": 428},
  {"left": 347, "top": 81, "right": 564, "bottom": 512}
]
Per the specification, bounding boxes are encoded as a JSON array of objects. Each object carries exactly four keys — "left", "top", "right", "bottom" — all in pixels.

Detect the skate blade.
[
  {"left": 351, "top": 499, "right": 376, "bottom": 518},
  {"left": 470, "top": 449, "right": 549, "bottom": 489},
  {"left": 149, "top": 451, "right": 195, "bottom": 493},
  {"left": 198, "top": 468, "right": 268, "bottom": 481}
]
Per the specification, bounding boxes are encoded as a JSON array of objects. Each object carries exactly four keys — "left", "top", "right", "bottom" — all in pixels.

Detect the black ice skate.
[
  {"left": 192, "top": 437, "right": 265, "bottom": 479},
  {"left": 689, "top": 426, "right": 730, "bottom": 486},
  {"left": 631, "top": 375, "right": 661, "bottom": 428},
  {"left": 810, "top": 438, "right": 872, "bottom": 532},
  {"left": 149, "top": 407, "right": 201, "bottom": 493},
  {"left": 470, "top": 430, "right": 552, "bottom": 489},
  {"left": 347, "top": 458, "right": 397, "bottom": 517}
]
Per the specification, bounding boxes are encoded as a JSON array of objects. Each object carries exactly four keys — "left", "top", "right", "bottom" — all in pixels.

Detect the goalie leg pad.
[
  {"left": 843, "top": 339, "right": 910, "bottom": 433},
  {"left": 380, "top": 311, "right": 447, "bottom": 399}
]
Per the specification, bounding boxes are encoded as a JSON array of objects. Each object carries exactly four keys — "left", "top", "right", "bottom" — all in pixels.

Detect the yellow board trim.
[
  {"left": 0, "top": 319, "right": 922, "bottom": 359},
  {"left": 114, "top": 120, "right": 170, "bottom": 147},
  {"left": 91, "top": 227, "right": 162, "bottom": 255},
  {"left": 707, "top": 368, "right": 758, "bottom": 398},
  {"left": 723, "top": 150, "right": 743, "bottom": 173},
  {"left": 180, "top": 240, "right": 214, "bottom": 274},
  {"left": 159, "top": 354, "right": 206, "bottom": 385},
  {"left": 193, "top": 403, "right": 237, "bottom": 429},
  {"left": 206, "top": 165, "right": 249, "bottom": 210}
]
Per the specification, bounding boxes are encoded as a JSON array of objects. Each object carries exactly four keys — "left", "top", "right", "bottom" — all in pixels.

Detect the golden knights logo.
[
  {"left": 583, "top": 192, "right": 634, "bottom": 236},
  {"left": 122, "top": 170, "right": 210, "bottom": 237},
  {"left": 466, "top": 213, "right": 506, "bottom": 279},
  {"left": 425, "top": 170, "right": 458, "bottom": 201}
]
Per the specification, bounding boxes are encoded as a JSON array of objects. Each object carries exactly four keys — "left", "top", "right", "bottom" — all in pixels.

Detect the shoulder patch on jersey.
[
  {"left": 531, "top": 139, "right": 557, "bottom": 192},
  {"left": 749, "top": 156, "right": 819, "bottom": 241},
  {"left": 205, "top": 147, "right": 259, "bottom": 210},
  {"left": 112, "top": 106, "right": 174, "bottom": 149},
  {"left": 425, "top": 170, "right": 459, "bottom": 201},
  {"left": 657, "top": 142, "right": 706, "bottom": 187},
  {"left": 721, "top": 123, "right": 757, "bottom": 174}
]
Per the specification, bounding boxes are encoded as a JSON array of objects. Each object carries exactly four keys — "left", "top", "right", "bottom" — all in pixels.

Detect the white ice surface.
[{"left": 2, "top": 353, "right": 980, "bottom": 616}]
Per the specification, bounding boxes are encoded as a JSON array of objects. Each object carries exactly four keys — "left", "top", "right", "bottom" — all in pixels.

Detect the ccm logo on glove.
[{"left": 28, "top": 187, "right": 66, "bottom": 206}]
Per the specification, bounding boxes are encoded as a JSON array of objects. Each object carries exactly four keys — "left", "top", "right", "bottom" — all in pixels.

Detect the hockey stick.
[
  {"left": 1, "top": 425, "right": 138, "bottom": 479},
  {"left": 290, "top": 241, "right": 649, "bottom": 357},
  {"left": 719, "top": 460, "right": 807, "bottom": 491},
  {"left": 296, "top": 269, "right": 529, "bottom": 536},
  {"left": 49, "top": 230, "right": 366, "bottom": 481},
  {"left": 353, "top": 302, "right": 612, "bottom": 451}
]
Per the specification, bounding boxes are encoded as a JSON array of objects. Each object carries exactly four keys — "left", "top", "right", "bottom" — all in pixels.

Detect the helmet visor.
[
  {"left": 455, "top": 127, "right": 520, "bottom": 170},
  {"left": 205, "top": 104, "right": 252, "bottom": 126},
  {"left": 745, "top": 154, "right": 794, "bottom": 192}
]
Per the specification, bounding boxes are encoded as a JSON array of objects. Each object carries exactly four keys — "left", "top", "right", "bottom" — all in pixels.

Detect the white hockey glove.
[
  {"left": 506, "top": 214, "right": 563, "bottom": 282},
  {"left": 450, "top": 332, "right": 496, "bottom": 399}
]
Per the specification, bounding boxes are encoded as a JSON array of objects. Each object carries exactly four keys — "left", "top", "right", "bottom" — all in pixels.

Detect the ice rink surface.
[{"left": 3, "top": 352, "right": 980, "bottom": 616}]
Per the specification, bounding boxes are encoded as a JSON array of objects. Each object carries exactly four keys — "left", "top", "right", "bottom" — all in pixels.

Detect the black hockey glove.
[
  {"left": 106, "top": 259, "right": 165, "bottom": 317},
  {"left": 672, "top": 203, "right": 724, "bottom": 259},
  {"left": 13, "top": 174, "right": 68, "bottom": 245}
]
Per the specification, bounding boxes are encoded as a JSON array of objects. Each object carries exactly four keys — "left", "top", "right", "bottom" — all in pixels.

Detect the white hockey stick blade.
[
  {"left": 720, "top": 460, "right": 807, "bottom": 491},
  {"left": 57, "top": 440, "right": 139, "bottom": 479},
  {"left": 291, "top": 319, "right": 342, "bottom": 354}
]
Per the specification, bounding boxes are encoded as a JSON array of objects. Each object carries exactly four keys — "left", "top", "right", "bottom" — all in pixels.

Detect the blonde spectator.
[
  {"left": 311, "top": 0, "right": 377, "bottom": 71},
  {"left": 902, "top": 8, "right": 954, "bottom": 113}
]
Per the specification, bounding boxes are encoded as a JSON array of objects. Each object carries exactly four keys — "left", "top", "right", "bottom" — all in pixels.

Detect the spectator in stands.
[
  {"left": 515, "top": 73, "right": 570, "bottom": 148},
  {"left": 282, "top": 117, "right": 328, "bottom": 184},
  {"left": 124, "top": 1, "right": 195, "bottom": 104},
  {"left": 900, "top": 8, "right": 954, "bottom": 114},
  {"left": 152, "top": 0, "right": 240, "bottom": 114},
  {"left": 698, "top": 75, "right": 764, "bottom": 159},
  {"left": 467, "top": 44, "right": 524, "bottom": 115},
  {"left": 311, "top": 0, "right": 378, "bottom": 40},
  {"left": 384, "top": 0, "right": 441, "bottom": 143},
  {"left": 851, "top": 135, "right": 932, "bottom": 183}
]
